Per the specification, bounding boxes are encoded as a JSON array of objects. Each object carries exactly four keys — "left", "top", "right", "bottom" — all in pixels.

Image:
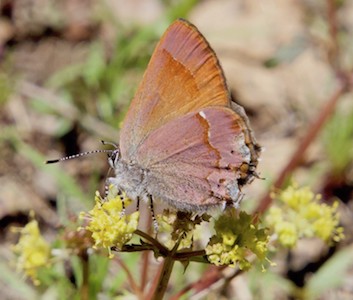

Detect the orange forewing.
[{"left": 119, "top": 19, "right": 231, "bottom": 160}]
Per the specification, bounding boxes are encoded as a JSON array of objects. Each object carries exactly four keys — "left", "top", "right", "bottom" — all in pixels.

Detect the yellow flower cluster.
[
  {"left": 206, "top": 209, "right": 269, "bottom": 270},
  {"left": 266, "top": 184, "right": 344, "bottom": 248},
  {"left": 12, "top": 216, "right": 51, "bottom": 285},
  {"left": 81, "top": 186, "right": 139, "bottom": 257},
  {"left": 157, "top": 210, "right": 210, "bottom": 250}
]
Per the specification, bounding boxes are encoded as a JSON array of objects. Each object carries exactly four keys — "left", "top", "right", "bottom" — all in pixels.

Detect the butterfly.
[{"left": 106, "top": 19, "right": 261, "bottom": 212}]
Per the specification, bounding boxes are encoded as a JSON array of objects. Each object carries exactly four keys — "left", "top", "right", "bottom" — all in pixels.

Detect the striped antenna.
[
  {"left": 46, "top": 140, "right": 119, "bottom": 164},
  {"left": 46, "top": 149, "right": 114, "bottom": 164}
]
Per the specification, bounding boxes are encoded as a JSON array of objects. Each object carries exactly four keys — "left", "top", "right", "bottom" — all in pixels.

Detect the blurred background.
[{"left": 1, "top": 0, "right": 353, "bottom": 299}]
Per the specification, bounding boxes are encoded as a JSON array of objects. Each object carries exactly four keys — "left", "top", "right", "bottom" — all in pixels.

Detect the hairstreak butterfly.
[{"left": 104, "top": 19, "right": 261, "bottom": 212}]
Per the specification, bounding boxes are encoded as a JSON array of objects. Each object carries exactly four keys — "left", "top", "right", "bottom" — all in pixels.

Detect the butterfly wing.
[
  {"left": 119, "top": 19, "right": 231, "bottom": 160},
  {"left": 134, "top": 107, "right": 251, "bottom": 210}
]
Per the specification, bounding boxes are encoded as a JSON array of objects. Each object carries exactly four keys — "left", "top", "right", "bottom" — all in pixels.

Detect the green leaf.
[
  {"left": 0, "top": 258, "right": 38, "bottom": 299},
  {"left": 83, "top": 43, "right": 106, "bottom": 88},
  {"left": 305, "top": 247, "right": 353, "bottom": 299},
  {"left": 322, "top": 109, "right": 353, "bottom": 174}
]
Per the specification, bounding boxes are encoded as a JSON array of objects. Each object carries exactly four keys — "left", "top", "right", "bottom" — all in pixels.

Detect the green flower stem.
[
  {"left": 151, "top": 236, "right": 181, "bottom": 300},
  {"left": 174, "top": 250, "right": 209, "bottom": 264},
  {"left": 80, "top": 252, "right": 89, "bottom": 300},
  {"left": 120, "top": 232, "right": 209, "bottom": 299},
  {"left": 121, "top": 230, "right": 208, "bottom": 262},
  {"left": 120, "top": 243, "right": 157, "bottom": 253},
  {"left": 152, "top": 255, "right": 175, "bottom": 300},
  {"left": 134, "top": 229, "right": 169, "bottom": 255},
  {"left": 121, "top": 243, "right": 208, "bottom": 263},
  {"left": 117, "top": 231, "right": 214, "bottom": 298}
]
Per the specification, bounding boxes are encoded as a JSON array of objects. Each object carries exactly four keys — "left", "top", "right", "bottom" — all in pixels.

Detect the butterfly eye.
[{"left": 108, "top": 149, "right": 120, "bottom": 168}]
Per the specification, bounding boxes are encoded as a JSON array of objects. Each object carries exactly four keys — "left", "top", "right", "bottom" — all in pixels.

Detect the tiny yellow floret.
[
  {"left": 156, "top": 210, "right": 208, "bottom": 250},
  {"left": 12, "top": 214, "right": 51, "bottom": 285},
  {"left": 81, "top": 186, "right": 139, "bottom": 257},
  {"left": 267, "top": 184, "right": 344, "bottom": 248},
  {"left": 206, "top": 209, "right": 269, "bottom": 270}
]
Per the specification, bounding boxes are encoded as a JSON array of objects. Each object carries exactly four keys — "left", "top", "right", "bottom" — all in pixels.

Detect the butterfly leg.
[
  {"left": 118, "top": 190, "right": 126, "bottom": 216},
  {"left": 136, "top": 196, "right": 140, "bottom": 212},
  {"left": 104, "top": 181, "right": 110, "bottom": 198},
  {"left": 148, "top": 194, "right": 158, "bottom": 233},
  {"left": 105, "top": 177, "right": 116, "bottom": 197}
]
